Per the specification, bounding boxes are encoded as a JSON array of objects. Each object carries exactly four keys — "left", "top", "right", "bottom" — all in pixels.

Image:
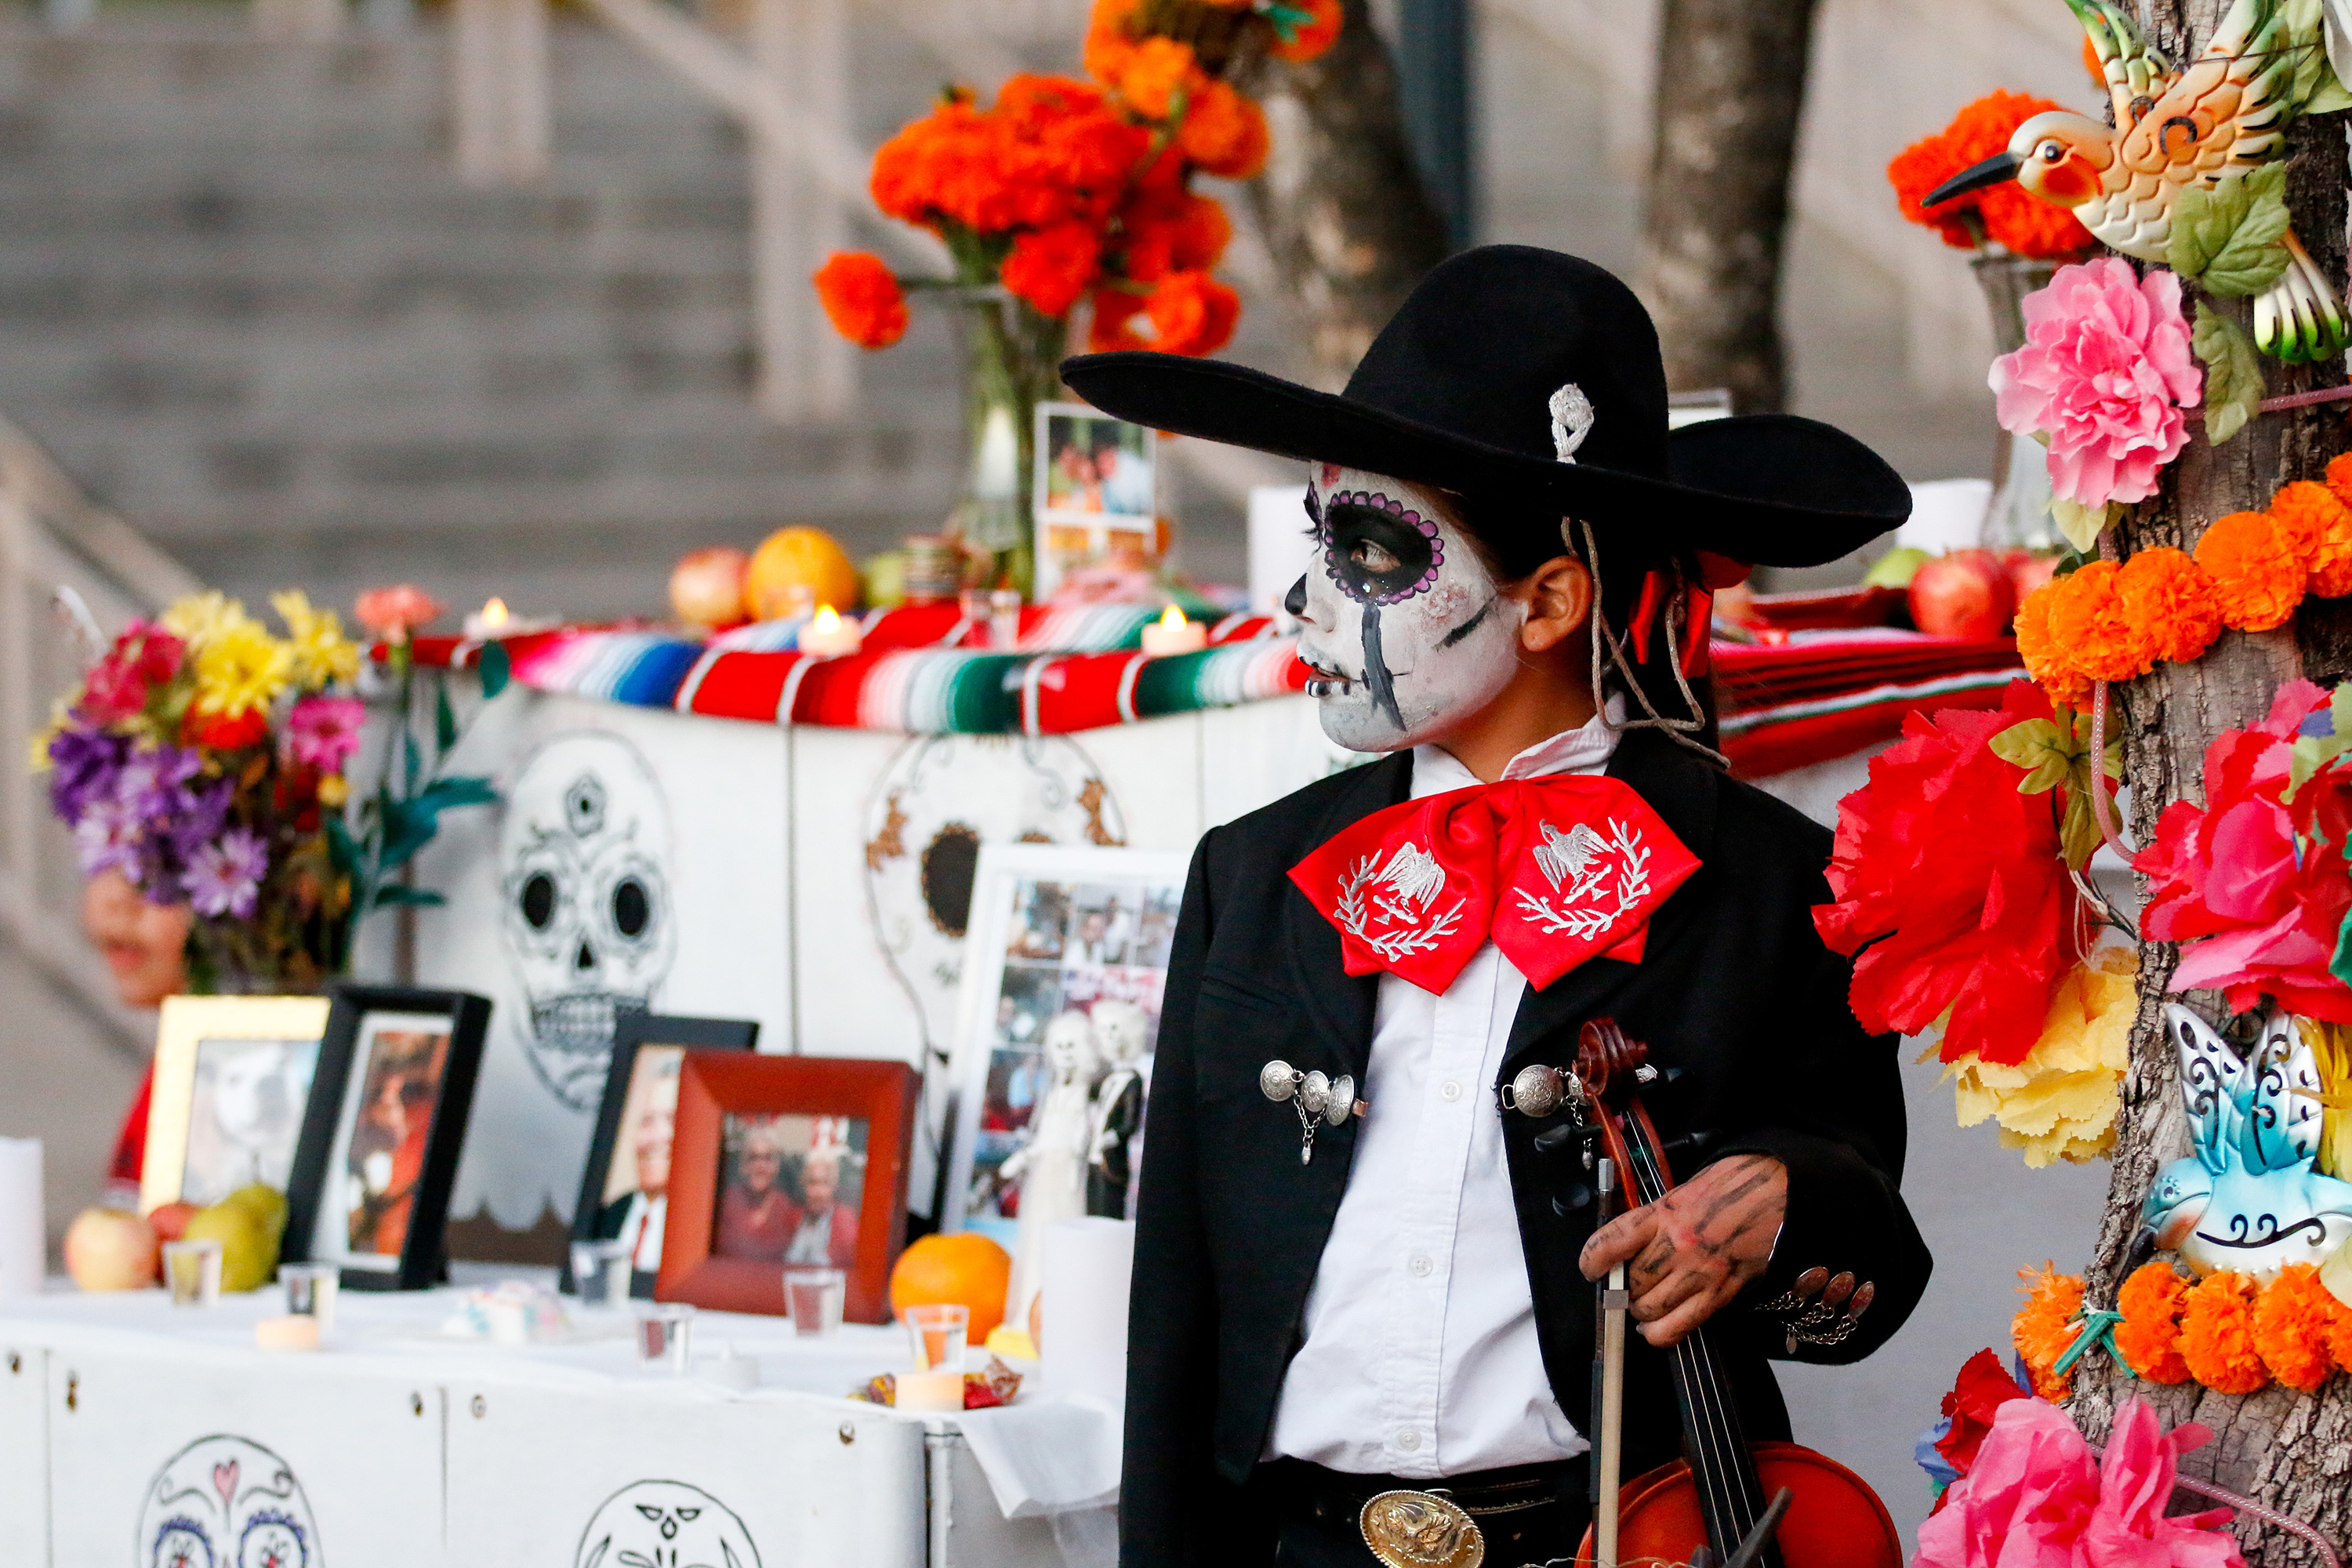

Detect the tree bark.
[
  {"left": 1234, "top": 0, "right": 1451, "bottom": 391},
  {"left": 1636, "top": 0, "right": 1820, "bottom": 413},
  {"left": 2060, "top": 9, "right": 2352, "bottom": 1561}
]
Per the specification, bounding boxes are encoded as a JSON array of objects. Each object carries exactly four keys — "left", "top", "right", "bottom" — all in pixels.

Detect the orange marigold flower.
[
  {"left": 1142, "top": 270, "right": 1240, "bottom": 357},
  {"left": 1889, "top": 91, "right": 2094, "bottom": 259},
  {"left": 2252, "top": 1264, "right": 2348, "bottom": 1392},
  {"left": 1270, "top": 0, "right": 1342, "bottom": 62},
  {"left": 2045, "top": 560, "right": 2158, "bottom": 683},
  {"left": 1083, "top": 0, "right": 1139, "bottom": 86},
  {"left": 813, "top": 252, "right": 909, "bottom": 349},
  {"left": 2272, "top": 479, "right": 2352, "bottom": 597},
  {"left": 1120, "top": 190, "right": 1232, "bottom": 282},
  {"left": 2013, "top": 583, "right": 2094, "bottom": 711},
  {"left": 2195, "top": 510, "right": 2307, "bottom": 631},
  {"left": 2114, "top": 546, "right": 2223, "bottom": 666},
  {"left": 2325, "top": 450, "right": 2352, "bottom": 514},
  {"left": 1177, "top": 79, "right": 1270, "bottom": 180},
  {"left": 1002, "top": 222, "right": 1103, "bottom": 318},
  {"left": 2012, "top": 1264, "right": 2083, "bottom": 1402},
  {"left": 1978, "top": 183, "right": 2096, "bottom": 263},
  {"left": 1114, "top": 36, "right": 1205, "bottom": 121},
  {"left": 2180, "top": 1271, "right": 2270, "bottom": 1394},
  {"left": 1088, "top": 286, "right": 1151, "bottom": 352},
  {"left": 2114, "top": 1261, "right": 2193, "bottom": 1384}
]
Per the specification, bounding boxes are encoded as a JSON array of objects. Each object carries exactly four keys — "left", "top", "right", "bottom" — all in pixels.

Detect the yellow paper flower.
[
  {"left": 271, "top": 591, "right": 361, "bottom": 688},
  {"left": 2303, "top": 1018, "right": 2352, "bottom": 1182},
  {"left": 191, "top": 618, "right": 295, "bottom": 719},
  {"left": 1949, "top": 947, "right": 2136, "bottom": 1167},
  {"left": 161, "top": 590, "right": 252, "bottom": 654}
]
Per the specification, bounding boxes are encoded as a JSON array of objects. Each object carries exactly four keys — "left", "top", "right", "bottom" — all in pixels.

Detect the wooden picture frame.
[
  {"left": 283, "top": 985, "right": 492, "bottom": 1291},
  {"left": 658, "top": 1052, "right": 919, "bottom": 1323},
  {"left": 566, "top": 1014, "right": 759, "bottom": 1298},
  {"left": 138, "top": 995, "right": 332, "bottom": 1216}
]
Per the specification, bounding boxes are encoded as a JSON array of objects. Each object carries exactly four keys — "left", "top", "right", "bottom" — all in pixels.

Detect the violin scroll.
[{"left": 1577, "top": 1018, "right": 1649, "bottom": 1103}]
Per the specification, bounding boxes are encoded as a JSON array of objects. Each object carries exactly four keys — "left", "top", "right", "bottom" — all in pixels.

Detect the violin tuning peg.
[{"left": 1532, "top": 1123, "right": 1581, "bottom": 1155}]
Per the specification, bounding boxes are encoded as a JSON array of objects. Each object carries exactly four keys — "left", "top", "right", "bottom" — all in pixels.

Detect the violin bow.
[{"left": 1594, "top": 1153, "right": 1628, "bottom": 1568}]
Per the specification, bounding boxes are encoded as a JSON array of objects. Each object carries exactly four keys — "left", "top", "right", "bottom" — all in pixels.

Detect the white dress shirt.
[{"left": 1266, "top": 705, "right": 1623, "bottom": 1478}]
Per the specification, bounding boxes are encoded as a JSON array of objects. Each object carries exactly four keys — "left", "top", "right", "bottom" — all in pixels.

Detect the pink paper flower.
[
  {"left": 285, "top": 695, "right": 365, "bottom": 773},
  {"left": 1991, "top": 257, "right": 2201, "bottom": 510},
  {"left": 2083, "top": 1399, "right": 2240, "bottom": 1568},
  {"left": 353, "top": 584, "right": 444, "bottom": 644}
]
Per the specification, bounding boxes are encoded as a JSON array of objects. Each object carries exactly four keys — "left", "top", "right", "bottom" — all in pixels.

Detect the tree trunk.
[
  {"left": 1235, "top": 0, "right": 1451, "bottom": 391},
  {"left": 1636, "top": 0, "right": 1820, "bottom": 414},
  {"left": 2061, "top": 9, "right": 2352, "bottom": 1561}
]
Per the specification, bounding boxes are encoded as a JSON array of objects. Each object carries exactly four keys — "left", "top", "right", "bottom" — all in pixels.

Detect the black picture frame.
[
  {"left": 565, "top": 1013, "right": 759, "bottom": 1298},
  {"left": 282, "top": 984, "right": 492, "bottom": 1292}
]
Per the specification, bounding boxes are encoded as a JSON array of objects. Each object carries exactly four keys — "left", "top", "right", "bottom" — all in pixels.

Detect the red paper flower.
[
  {"left": 1936, "top": 1348, "right": 2032, "bottom": 1479},
  {"left": 1814, "top": 681, "right": 2082, "bottom": 1065},
  {"left": 2135, "top": 680, "right": 2352, "bottom": 1021}
]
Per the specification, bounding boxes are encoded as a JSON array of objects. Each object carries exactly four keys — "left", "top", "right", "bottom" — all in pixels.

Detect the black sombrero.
[{"left": 1061, "top": 245, "right": 1909, "bottom": 571}]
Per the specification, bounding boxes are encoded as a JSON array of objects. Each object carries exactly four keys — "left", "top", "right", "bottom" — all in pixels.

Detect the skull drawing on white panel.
[
  {"left": 136, "top": 1435, "right": 319, "bottom": 1568},
  {"left": 500, "top": 733, "right": 677, "bottom": 1112},
  {"left": 574, "top": 1479, "right": 761, "bottom": 1568}
]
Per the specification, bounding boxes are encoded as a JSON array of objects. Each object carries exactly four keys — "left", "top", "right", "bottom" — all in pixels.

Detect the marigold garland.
[
  {"left": 2178, "top": 1271, "right": 2270, "bottom": 1394},
  {"left": 2251, "top": 1264, "right": 2350, "bottom": 1392},
  {"left": 2198, "top": 510, "right": 2307, "bottom": 632},
  {"left": 2114, "top": 547, "right": 2222, "bottom": 667},
  {"left": 2043, "top": 560, "right": 2154, "bottom": 683},
  {"left": 2014, "top": 1264, "right": 2084, "bottom": 1401},
  {"left": 2114, "top": 1261, "right": 2193, "bottom": 1384},
  {"left": 2013, "top": 588, "right": 2094, "bottom": 712}
]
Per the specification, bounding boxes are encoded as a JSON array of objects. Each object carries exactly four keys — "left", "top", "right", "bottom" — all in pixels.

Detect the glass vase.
[
  {"left": 1972, "top": 252, "right": 2059, "bottom": 554},
  {"left": 949, "top": 287, "right": 1066, "bottom": 602}
]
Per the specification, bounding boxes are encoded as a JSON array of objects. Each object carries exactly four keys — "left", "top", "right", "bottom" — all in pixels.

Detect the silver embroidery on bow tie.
[{"left": 1549, "top": 383, "right": 1595, "bottom": 463}]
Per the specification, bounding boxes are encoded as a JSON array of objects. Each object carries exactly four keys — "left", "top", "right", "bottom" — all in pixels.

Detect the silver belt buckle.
[{"left": 1359, "top": 1490, "right": 1485, "bottom": 1568}]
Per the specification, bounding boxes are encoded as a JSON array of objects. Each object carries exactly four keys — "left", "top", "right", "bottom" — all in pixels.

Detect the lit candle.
[
  {"left": 1139, "top": 604, "right": 1207, "bottom": 656},
  {"left": 461, "top": 596, "right": 555, "bottom": 638},
  {"left": 799, "top": 604, "right": 864, "bottom": 657}
]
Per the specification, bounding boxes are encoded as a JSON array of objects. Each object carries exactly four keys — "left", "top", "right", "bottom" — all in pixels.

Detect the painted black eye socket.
[
  {"left": 521, "top": 871, "right": 558, "bottom": 929},
  {"left": 612, "top": 877, "right": 651, "bottom": 938},
  {"left": 1321, "top": 495, "right": 1442, "bottom": 604}
]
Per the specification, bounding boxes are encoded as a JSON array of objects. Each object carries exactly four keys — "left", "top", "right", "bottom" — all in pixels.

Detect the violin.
[{"left": 1570, "top": 1018, "right": 1902, "bottom": 1568}]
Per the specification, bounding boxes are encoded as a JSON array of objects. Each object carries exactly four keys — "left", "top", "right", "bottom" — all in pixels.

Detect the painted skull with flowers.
[{"left": 34, "top": 590, "right": 365, "bottom": 991}]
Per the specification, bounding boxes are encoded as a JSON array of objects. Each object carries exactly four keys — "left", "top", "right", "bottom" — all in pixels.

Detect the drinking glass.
[
  {"left": 901, "top": 1302, "right": 968, "bottom": 1373},
  {"left": 571, "top": 1239, "right": 632, "bottom": 1310},
  {"left": 782, "top": 1267, "right": 845, "bottom": 1338},
  {"left": 635, "top": 1303, "right": 695, "bottom": 1374},
  {"left": 279, "top": 1263, "right": 339, "bottom": 1334},
  {"left": 162, "top": 1240, "right": 222, "bottom": 1308}
]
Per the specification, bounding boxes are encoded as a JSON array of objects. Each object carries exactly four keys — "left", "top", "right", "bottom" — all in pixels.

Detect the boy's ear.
[{"left": 1519, "top": 556, "right": 1593, "bottom": 653}]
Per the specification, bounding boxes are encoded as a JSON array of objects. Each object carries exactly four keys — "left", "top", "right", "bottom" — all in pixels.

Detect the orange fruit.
[
  {"left": 889, "top": 1232, "right": 1013, "bottom": 1340},
  {"left": 746, "top": 525, "right": 860, "bottom": 622}
]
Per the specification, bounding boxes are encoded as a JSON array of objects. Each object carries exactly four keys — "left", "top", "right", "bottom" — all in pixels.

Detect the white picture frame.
[{"left": 938, "top": 842, "right": 1191, "bottom": 1240}]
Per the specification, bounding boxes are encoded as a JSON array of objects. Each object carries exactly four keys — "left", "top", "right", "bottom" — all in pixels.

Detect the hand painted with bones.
[{"left": 1577, "top": 1153, "right": 1786, "bottom": 1346}]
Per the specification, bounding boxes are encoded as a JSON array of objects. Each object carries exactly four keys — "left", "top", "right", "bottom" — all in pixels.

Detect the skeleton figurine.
[
  {"left": 1087, "top": 999, "right": 1152, "bottom": 1219},
  {"left": 1000, "top": 1008, "right": 1100, "bottom": 1328},
  {"left": 499, "top": 733, "right": 677, "bottom": 1112}
]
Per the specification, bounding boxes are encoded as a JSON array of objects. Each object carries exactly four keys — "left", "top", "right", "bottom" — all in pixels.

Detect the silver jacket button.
[{"left": 1261, "top": 1060, "right": 1304, "bottom": 1102}]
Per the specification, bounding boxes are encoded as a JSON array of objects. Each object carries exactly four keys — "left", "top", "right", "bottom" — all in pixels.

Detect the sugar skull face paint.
[{"left": 1292, "top": 466, "right": 1526, "bottom": 752}]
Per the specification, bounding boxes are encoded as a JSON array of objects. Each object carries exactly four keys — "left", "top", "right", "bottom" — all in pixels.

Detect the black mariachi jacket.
[{"left": 1120, "top": 728, "right": 1932, "bottom": 1566}]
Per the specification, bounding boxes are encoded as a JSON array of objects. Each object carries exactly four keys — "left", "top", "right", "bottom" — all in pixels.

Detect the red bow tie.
[{"left": 1288, "top": 775, "right": 1700, "bottom": 995}]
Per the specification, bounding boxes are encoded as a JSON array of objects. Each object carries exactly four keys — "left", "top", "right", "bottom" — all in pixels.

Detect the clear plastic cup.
[
  {"left": 570, "top": 1239, "right": 633, "bottom": 1309},
  {"left": 782, "top": 1266, "right": 845, "bottom": 1338},
  {"left": 278, "top": 1263, "right": 339, "bottom": 1334},
  {"left": 634, "top": 1303, "right": 695, "bottom": 1374},
  {"left": 162, "top": 1240, "right": 223, "bottom": 1308},
  {"left": 902, "top": 1302, "right": 968, "bottom": 1372}
]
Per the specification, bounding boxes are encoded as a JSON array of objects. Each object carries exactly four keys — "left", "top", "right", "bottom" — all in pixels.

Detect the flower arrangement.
[
  {"left": 2017, "top": 463, "right": 2352, "bottom": 707},
  {"left": 35, "top": 591, "right": 363, "bottom": 990},
  {"left": 1887, "top": 93, "right": 2097, "bottom": 261}
]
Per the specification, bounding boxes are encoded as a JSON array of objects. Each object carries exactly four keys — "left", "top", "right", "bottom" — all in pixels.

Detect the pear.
[
  {"left": 221, "top": 1183, "right": 289, "bottom": 1246},
  {"left": 183, "top": 1201, "right": 278, "bottom": 1294}
]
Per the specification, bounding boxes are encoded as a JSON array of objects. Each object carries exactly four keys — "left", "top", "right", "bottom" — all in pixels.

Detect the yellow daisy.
[
  {"left": 161, "top": 590, "right": 254, "bottom": 654},
  {"left": 191, "top": 619, "right": 296, "bottom": 718},
  {"left": 272, "top": 591, "right": 361, "bottom": 688}
]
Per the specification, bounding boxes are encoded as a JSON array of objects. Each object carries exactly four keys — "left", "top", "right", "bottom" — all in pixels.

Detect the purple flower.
[
  {"left": 186, "top": 826, "right": 268, "bottom": 919},
  {"left": 71, "top": 797, "right": 143, "bottom": 883},
  {"left": 285, "top": 695, "right": 365, "bottom": 773},
  {"left": 45, "top": 724, "right": 130, "bottom": 826}
]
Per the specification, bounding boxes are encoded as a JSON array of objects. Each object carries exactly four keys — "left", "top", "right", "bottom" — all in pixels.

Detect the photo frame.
[
  {"left": 283, "top": 985, "right": 492, "bottom": 1291},
  {"left": 139, "top": 995, "right": 333, "bottom": 1215},
  {"left": 1033, "top": 399, "right": 1160, "bottom": 599},
  {"left": 567, "top": 1013, "right": 759, "bottom": 1298},
  {"left": 939, "top": 842, "right": 1190, "bottom": 1243},
  {"left": 658, "top": 1052, "right": 919, "bottom": 1322}
]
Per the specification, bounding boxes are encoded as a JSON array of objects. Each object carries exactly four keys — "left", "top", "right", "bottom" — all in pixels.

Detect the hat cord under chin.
[{"left": 1575, "top": 518, "right": 1730, "bottom": 768}]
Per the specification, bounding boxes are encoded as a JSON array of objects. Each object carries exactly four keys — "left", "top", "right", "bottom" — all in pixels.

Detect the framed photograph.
[
  {"left": 1034, "top": 400, "right": 1160, "bottom": 598},
  {"left": 139, "top": 996, "right": 333, "bottom": 1214},
  {"left": 568, "top": 1013, "right": 759, "bottom": 1298},
  {"left": 283, "top": 985, "right": 492, "bottom": 1290},
  {"left": 658, "top": 1052, "right": 919, "bottom": 1323},
  {"left": 940, "top": 843, "right": 1190, "bottom": 1243}
]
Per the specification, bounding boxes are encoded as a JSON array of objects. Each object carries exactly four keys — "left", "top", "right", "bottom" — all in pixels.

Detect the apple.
[
  {"left": 148, "top": 1201, "right": 198, "bottom": 1244},
  {"left": 2005, "top": 550, "right": 2060, "bottom": 611},
  {"left": 64, "top": 1206, "right": 159, "bottom": 1292},
  {"left": 669, "top": 546, "right": 751, "bottom": 632},
  {"left": 1909, "top": 549, "right": 2016, "bottom": 640}
]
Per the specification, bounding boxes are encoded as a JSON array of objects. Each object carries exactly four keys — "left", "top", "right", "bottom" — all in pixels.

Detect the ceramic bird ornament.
[
  {"left": 1929, "top": 0, "right": 2350, "bottom": 361},
  {"left": 2140, "top": 1002, "right": 2352, "bottom": 1280}
]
